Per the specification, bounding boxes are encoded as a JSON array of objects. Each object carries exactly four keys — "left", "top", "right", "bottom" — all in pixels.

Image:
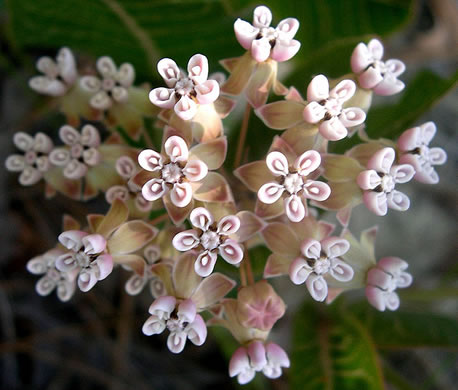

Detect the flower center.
[
  {"left": 283, "top": 173, "right": 304, "bottom": 194},
  {"left": 259, "top": 26, "right": 278, "bottom": 41},
  {"left": 314, "top": 257, "right": 330, "bottom": 275},
  {"left": 25, "top": 150, "right": 37, "bottom": 164},
  {"left": 166, "top": 317, "right": 187, "bottom": 334},
  {"left": 324, "top": 98, "right": 343, "bottom": 117},
  {"left": 102, "top": 78, "right": 116, "bottom": 91},
  {"left": 175, "top": 78, "right": 194, "bottom": 96},
  {"left": 200, "top": 230, "right": 220, "bottom": 250},
  {"left": 75, "top": 251, "right": 91, "bottom": 268},
  {"left": 162, "top": 163, "right": 183, "bottom": 183},
  {"left": 71, "top": 143, "right": 83, "bottom": 159},
  {"left": 381, "top": 174, "right": 395, "bottom": 193},
  {"left": 372, "top": 60, "right": 387, "bottom": 75}
]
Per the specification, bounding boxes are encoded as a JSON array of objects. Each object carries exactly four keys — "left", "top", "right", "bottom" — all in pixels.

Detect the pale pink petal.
[
  {"left": 36, "top": 275, "right": 56, "bottom": 296},
  {"left": 141, "top": 178, "right": 168, "bottom": 201},
  {"left": 82, "top": 234, "right": 106, "bottom": 255},
  {"left": 157, "top": 58, "right": 181, "bottom": 87},
  {"left": 367, "top": 39, "right": 384, "bottom": 60},
  {"left": 303, "top": 180, "right": 331, "bottom": 201},
  {"left": 300, "top": 238, "right": 321, "bottom": 259},
  {"left": 80, "top": 125, "right": 100, "bottom": 148},
  {"left": 177, "top": 298, "right": 197, "bottom": 323},
  {"left": 149, "top": 87, "right": 176, "bottom": 109},
  {"left": 35, "top": 156, "right": 51, "bottom": 172},
  {"left": 78, "top": 268, "right": 98, "bottom": 292},
  {"left": 183, "top": 159, "right": 208, "bottom": 182},
  {"left": 96, "top": 56, "right": 117, "bottom": 78},
  {"left": 63, "top": 159, "right": 87, "bottom": 180},
  {"left": 302, "top": 101, "right": 326, "bottom": 124},
  {"left": 330, "top": 80, "right": 356, "bottom": 102},
  {"left": 307, "top": 74, "right": 329, "bottom": 102},
  {"left": 363, "top": 191, "right": 388, "bottom": 216},
  {"left": 167, "top": 332, "right": 187, "bottom": 354},
  {"left": 367, "top": 147, "right": 395, "bottom": 174},
  {"left": 285, "top": 195, "right": 306, "bottom": 222},
  {"left": 82, "top": 148, "right": 101, "bottom": 166},
  {"left": 390, "top": 164, "right": 415, "bottom": 184},
  {"left": 289, "top": 257, "right": 312, "bottom": 285},
  {"left": 13, "top": 132, "right": 34, "bottom": 152},
  {"left": 258, "top": 182, "right": 285, "bottom": 204},
  {"left": 194, "top": 250, "right": 218, "bottom": 277},
  {"left": 138, "top": 149, "right": 163, "bottom": 172},
  {"left": 190, "top": 207, "right": 214, "bottom": 230},
  {"left": 187, "top": 54, "right": 209, "bottom": 84},
  {"left": 148, "top": 295, "right": 176, "bottom": 316},
  {"left": 79, "top": 75, "right": 101, "bottom": 93},
  {"left": 171, "top": 182, "right": 193, "bottom": 207},
  {"left": 276, "top": 18, "right": 300, "bottom": 39},
  {"left": 195, "top": 79, "right": 220, "bottom": 104},
  {"left": 217, "top": 215, "right": 240, "bottom": 236},
  {"left": 91, "top": 90, "right": 112, "bottom": 110},
  {"left": 56, "top": 280, "right": 76, "bottom": 302},
  {"left": 111, "top": 86, "right": 129, "bottom": 103},
  {"left": 366, "top": 286, "right": 388, "bottom": 311},
  {"left": 59, "top": 125, "right": 80, "bottom": 146},
  {"left": 142, "top": 315, "right": 166, "bottom": 336},
  {"left": 164, "top": 135, "right": 189, "bottom": 162},
  {"left": 357, "top": 169, "right": 381, "bottom": 190},
  {"left": 399, "top": 154, "right": 437, "bottom": 184},
  {"left": 270, "top": 39, "right": 301, "bottom": 62},
  {"left": 125, "top": 274, "right": 147, "bottom": 295},
  {"left": 339, "top": 107, "right": 366, "bottom": 127},
  {"left": 172, "top": 229, "right": 200, "bottom": 251},
  {"left": 55, "top": 253, "right": 78, "bottom": 273},
  {"left": 395, "top": 272, "right": 413, "bottom": 288},
  {"left": 253, "top": 5, "right": 272, "bottom": 28},
  {"left": 251, "top": 38, "right": 272, "bottom": 62},
  {"left": 26, "top": 256, "right": 48, "bottom": 275},
  {"left": 384, "top": 291, "right": 400, "bottom": 311},
  {"left": 385, "top": 59, "right": 406, "bottom": 78},
  {"left": 29, "top": 76, "right": 66, "bottom": 96},
  {"left": 49, "top": 148, "right": 70, "bottom": 166},
  {"left": 247, "top": 340, "right": 267, "bottom": 370},
  {"left": 219, "top": 239, "right": 244, "bottom": 265},
  {"left": 5, "top": 155, "right": 25, "bottom": 172},
  {"left": 429, "top": 147, "right": 447, "bottom": 165},
  {"left": 367, "top": 268, "right": 392, "bottom": 290},
  {"left": 294, "top": 150, "right": 321, "bottom": 176},
  {"left": 418, "top": 121, "right": 437, "bottom": 145},
  {"left": 378, "top": 256, "right": 408, "bottom": 273},
  {"left": 319, "top": 117, "right": 348, "bottom": 141},
  {"left": 397, "top": 127, "right": 421, "bottom": 151},
  {"left": 350, "top": 42, "right": 372, "bottom": 74},
  {"left": 234, "top": 19, "right": 259, "bottom": 50},
  {"left": 117, "top": 63, "right": 135, "bottom": 87},
  {"left": 58, "top": 230, "right": 88, "bottom": 251},
  {"left": 116, "top": 156, "right": 136, "bottom": 179},
  {"left": 174, "top": 96, "right": 197, "bottom": 121},
  {"left": 306, "top": 274, "right": 328, "bottom": 302},
  {"left": 229, "top": 347, "right": 251, "bottom": 379},
  {"left": 34, "top": 132, "right": 53, "bottom": 153},
  {"left": 18, "top": 167, "right": 42, "bottom": 186},
  {"left": 373, "top": 75, "right": 405, "bottom": 96},
  {"left": 329, "top": 258, "right": 354, "bottom": 282},
  {"left": 321, "top": 237, "right": 350, "bottom": 258},
  {"left": 187, "top": 314, "right": 207, "bottom": 346},
  {"left": 358, "top": 67, "right": 384, "bottom": 89},
  {"left": 386, "top": 190, "right": 410, "bottom": 211},
  {"left": 94, "top": 254, "right": 113, "bottom": 280},
  {"left": 266, "top": 151, "right": 289, "bottom": 176}
]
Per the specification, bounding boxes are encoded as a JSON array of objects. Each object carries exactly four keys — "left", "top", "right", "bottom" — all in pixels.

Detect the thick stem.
[
  {"left": 149, "top": 213, "right": 170, "bottom": 226},
  {"left": 244, "top": 249, "right": 255, "bottom": 285},
  {"left": 239, "top": 257, "right": 247, "bottom": 287},
  {"left": 234, "top": 103, "right": 251, "bottom": 168}
]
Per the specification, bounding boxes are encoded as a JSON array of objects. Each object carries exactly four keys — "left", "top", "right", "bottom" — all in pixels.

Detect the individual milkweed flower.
[
  {"left": 398, "top": 121, "right": 447, "bottom": 184},
  {"left": 5, "top": 132, "right": 53, "bottom": 186},
  {"left": 26, "top": 248, "right": 77, "bottom": 302},
  {"left": 257, "top": 150, "right": 331, "bottom": 222},
  {"left": 28, "top": 47, "right": 77, "bottom": 96},
  {"left": 302, "top": 75, "right": 366, "bottom": 141},
  {"left": 366, "top": 257, "right": 412, "bottom": 311},
  {"left": 234, "top": 5, "right": 300, "bottom": 63},
  {"left": 149, "top": 54, "right": 220, "bottom": 121},
  {"left": 229, "top": 341, "right": 290, "bottom": 385},
  {"left": 142, "top": 252, "right": 235, "bottom": 353},
  {"left": 357, "top": 147, "right": 415, "bottom": 216},
  {"left": 172, "top": 207, "right": 244, "bottom": 277},
  {"left": 351, "top": 38, "right": 406, "bottom": 96},
  {"left": 80, "top": 56, "right": 135, "bottom": 110},
  {"left": 289, "top": 237, "right": 354, "bottom": 301}
]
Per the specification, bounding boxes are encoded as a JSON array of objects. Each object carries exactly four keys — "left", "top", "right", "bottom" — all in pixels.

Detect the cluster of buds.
[{"left": 8, "top": 4, "right": 448, "bottom": 386}]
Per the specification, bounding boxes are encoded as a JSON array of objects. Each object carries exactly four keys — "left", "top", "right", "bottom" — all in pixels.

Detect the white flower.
[
  {"left": 289, "top": 237, "right": 354, "bottom": 301},
  {"left": 80, "top": 56, "right": 135, "bottom": 110},
  {"left": 357, "top": 147, "right": 415, "bottom": 216},
  {"left": 149, "top": 54, "right": 220, "bottom": 120},
  {"left": 5, "top": 132, "right": 54, "bottom": 186},
  {"left": 29, "top": 47, "right": 77, "bottom": 96},
  {"left": 258, "top": 150, "right": 331, "bottom": 222},
  {"left": 234, "top": 5, "right": 301, "bottom": 62}
]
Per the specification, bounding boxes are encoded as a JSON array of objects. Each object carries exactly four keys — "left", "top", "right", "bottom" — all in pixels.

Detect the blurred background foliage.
[{"left": 0, "top": 0, "right": 457, "bottom": 389}]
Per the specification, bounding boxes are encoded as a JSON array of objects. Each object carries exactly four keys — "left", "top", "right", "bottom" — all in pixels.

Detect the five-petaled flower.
[
  {"left": 258, "top": 150, "right": 331, "bottom": 222},
  {"left": 234, "top": 5, "right": 300, "bottom": 63},
  {"left": 149, "top": 54, "right": 220, "bottom": 121},
  {"left": 366, "top": 257, "right": 412, "bottom": 311},
  {"left": 172, "top": 207, "right": 244, "bottom": 277},
  {"left": 351, "top": 38, "right": 406, "bottom": 96},
  {"left": 398, "top": 121, "right": 447, "bottom": 184},
  {"left": 357, "top": 147, "right": 415, "bottom": 216},
  {"left": 289, "top": 237, "right": 354, "bottom": 302},
  {"left": 303, "top": 75, "right": 366, "bottom": 141}
]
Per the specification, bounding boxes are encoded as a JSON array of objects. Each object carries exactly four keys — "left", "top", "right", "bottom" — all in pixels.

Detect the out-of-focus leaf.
[
  {"left": 291, "top": 303, "right": 384, "bottom": 390},
  {"left": 353, "top": 305, "right": 458, "bottom": 349}
]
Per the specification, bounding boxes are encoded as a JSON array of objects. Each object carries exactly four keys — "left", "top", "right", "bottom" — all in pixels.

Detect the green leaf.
[
  {"left": 353, "top": 306, "right": 458, "bottom": 349},
  {"left": 291, "top": 303, "right": 384, "bottom": 390}
]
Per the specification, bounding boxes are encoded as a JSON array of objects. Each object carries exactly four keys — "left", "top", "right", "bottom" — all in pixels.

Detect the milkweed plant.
[{"left": 6, "top": 5, "right": 448, "bottom": 386}]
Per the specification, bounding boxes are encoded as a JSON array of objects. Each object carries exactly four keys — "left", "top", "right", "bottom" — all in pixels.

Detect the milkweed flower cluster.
[{"left": 6, "top": 4, "right": 448, "bottom": 386}]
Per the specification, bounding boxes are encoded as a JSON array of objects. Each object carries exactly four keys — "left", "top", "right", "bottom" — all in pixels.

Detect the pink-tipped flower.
[
  {"left": 142, "top": 296, "right": 207, "bottom": 354},
  {"left": 138, "top": 136, "right": 208, "bottom": 208},
  {"left": 258, "top": 150, "right": 331, "bottom": 222},
  {"left": 289, "top": 237, "right": 354, "bottom": 301},
  {"left": 357, "top": 147, "right": 415, "bottom": 216},
  {"left": 234, "top": 5, "right": 301, "bottom": 63},
  {"left": 366, "top": 257, "right": 412, "bottom": 311},
  {"left": 172, "top": 207, "right": 243, "bottom": 277},
  {"left": 303, "top": 75, "right": 366, "bottom": 141},
  {"left": 351, "top": 39, "right": 405, "bottom": 96},
  {"left": 149, "top": 54, "right": 220, "bottom": 121},
  {"left": 398, "top": 122, "right": 447, "bottom": 184},
  {"left": 229, "top": 341, "right": 290, "bottom": 384},
  {"left": 5, "top": 132, "right": 54, "bottom": 186},
  {"left": 29, "top": 47, "right": 77, "bottom": 96},
  {"left": 80, "top": 56, "right": 135, "bottom": 110}
]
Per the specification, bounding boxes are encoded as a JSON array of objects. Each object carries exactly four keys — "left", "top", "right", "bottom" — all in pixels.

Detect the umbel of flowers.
[{"left": 7, "top": 3, "right": 449, "bottom": 387}]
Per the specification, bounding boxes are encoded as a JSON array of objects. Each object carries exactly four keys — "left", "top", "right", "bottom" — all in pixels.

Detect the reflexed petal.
[
  {"left": 78, "top": 268, "right": 98, "bottom": 292},
  {"left": 157, "top": 58, "right": 180, "bottom": 87},
  {"left": 253, "top": 5, "right": 272, "bottom": 28},
  {"left": 266, "top": 151, "right": 289, "bottom": 176},
  {"left": 363, "top": 191, "right": 388, "bottom": 216},
  {"left": 79, "top": 75, "right": 101, "bottom": 93},
  {"left": 94, "top": 254, "right": 113, "bottom": 280},
  {"left": 367, "top": 147, "right": 395, "bottom": 174},
  {"left": 34, "top": 132, "right": 54, "bottom": 153},
  {"left": 284, "top": 194, "right": 306, "bottom": 222},
  {"left": 90, "top": 90, "right": 112, "bottom": 110},
  {"left": 329, "top": 258, "right": 354, "bottom": 282},
  {"left": 58, "top": 230, "right": 88, "bottom": 251},
  {"left": 300, "top": 238, "right": 321, "bottom": 259},
  {"left": 319, "top": 117, "right": 348, "bottom": 141},
  {"left": 96, "top": 56, "right": 117, "bottom": 78},
  {"left": 191, "top": 172, "right": 233, "bottom": 203},
  {"left": 49, "top": 148, "right": 71, "bottom": 166},
  {"left": 29, "top": 76, "right": 66, "bottom": 96},
  {"left": 234, "top": 19, "right": 258, "bottom": 50},
  {"left": 174, "top": 96, "right": 197, "bottom": 121},
  {"left": 289, "top": 257, "right": 312, "bottom": 285},
  {"left": 390, "top": 164, "right": 415, "bottom": 184},
  {"left": 339, "top": 107, "right": 366, "bottom": 127},
  {"left": 194, "top": 250, "right": 218, "bottom": 277},
  {"left": 251, "top": 38, "right": 272, "bottom": 62},
  {"left": 386, "top": 190, "right": 410, "bottom": 211},
  {"left": 195, "top": 79, "right": 220, "bottom": 104},
  {"left": 117, "top": 63, "right": 135, "bottom": 87},
  {"left": 357, "top": 169, "right": 381, "bottom": 190},
  {"left": 350, "top": 42, "right": 372, "bottom": 73},
  {"left": 172, "top": 230, "right": 200, "bottom": 251},
  {"left": 219, "top": 239, "right": 244, "bottom": 264},
  {"left": 149, "top": 87, "right": 176, "bottom": 109},
  {"left": 256, "top": 100, "right": 305, "bottom": 130},
  {"left": 5, "top": 155, "right": 25, "bottom": 172},
  {"left": 171, "top": 182, "right": 193, "bottom": 207},
  {"left": 307, "top": 74, "right": 329, "bottom": 102},
  {"left": 63, "top": 159, "right": 88, "bottom": 179},
  {"left": 187, "top": 54, "right": 209, "bottom": 84},
  {"left": 190, "top": 207, "right": 214, "bottom": 230},
  {"left": 373, "top": 75, "right": 405, "bottom": 96},
  {"left": 82, "top": 234, "right": 106, "bottom": 254},
  {"left": 138, "top": 149, "right": 163, "bottom": 171},
  {"left": 116, "top": 156, "right": 136, "bottom": 179},
  {"left": 270, "top": 39, "right": 301, "bottom": 62},
  {"left": 258, "top": 182, "right": 285, "bottom": 204},
  {"left": 294, "top": 150, "right": 321, "bottom": 176},
  {"left": 59, "top": 125, "right": 80, "bottom": 146},
  {"left": 183, "top": 159, "right": 208, "bottom": 182},
  {"left": 358, "top": 67, "right": 384, "bottom": 89},
  {"left": 303, "top": 180, "right": 331, "bottom": 201},
  {"left": 187, "top": 314, "right": 207, "bottom": 346},
  {"left": 330, "top": 80, "right": 356, "bottom": 102},
  {"left": 217, "top": 215, "right": 240, "bottom": 236},
  {"left": 306, "top": 274, "right": 328, "bottom": 301},
  {"left": 108, "top": 220, "right": 156, "bottom": 256},
  {"left": 189, "top": 136, "right": 227, "bottom": 170},
  {"left": 142, "top": 178, "right": 168, "bottom": 201},
  {"left": 321, "top": 237, "right": 350, "bottom": 258},
  {"left": 276, "top": 18, "right": 299, "bottom": 39},
  {"left": 385, "top": 59, "right": 406, "bottom": 78},
  {"left": 191, "top": 273, "right": 236, "bottom": 310}
]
